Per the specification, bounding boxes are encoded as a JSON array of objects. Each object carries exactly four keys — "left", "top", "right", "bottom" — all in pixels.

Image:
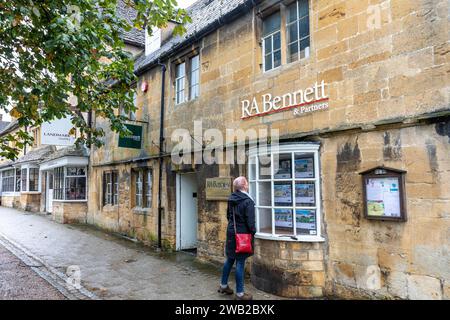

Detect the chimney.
[{"left": 0, "top": 114, "right": 3, "bottom": 121}]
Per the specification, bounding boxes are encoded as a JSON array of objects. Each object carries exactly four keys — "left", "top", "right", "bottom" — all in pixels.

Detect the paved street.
[
  {"left": 0, "top": 207, "right": 279, "bottom": 300},
  {"left": 0, "top": 243, "right": 65, "bottom": 300}
]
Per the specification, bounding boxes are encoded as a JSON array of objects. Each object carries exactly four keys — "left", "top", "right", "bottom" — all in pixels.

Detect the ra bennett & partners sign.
[{"left": 241, "top": 80, "right": 329, "bottom": 119}]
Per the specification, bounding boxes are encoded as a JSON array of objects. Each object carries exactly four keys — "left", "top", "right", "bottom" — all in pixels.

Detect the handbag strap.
[{"left": 232, "top": 205, "right": 237, "bottom": 235}]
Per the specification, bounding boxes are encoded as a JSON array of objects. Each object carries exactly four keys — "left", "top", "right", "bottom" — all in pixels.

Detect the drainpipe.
[{"left": 157, "top": 60, "right": 166, "bottom": 250}]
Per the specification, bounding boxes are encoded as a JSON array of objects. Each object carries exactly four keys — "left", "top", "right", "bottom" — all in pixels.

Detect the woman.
[{"left": 218, "top": 176, "right": 256, "bottom": 300}]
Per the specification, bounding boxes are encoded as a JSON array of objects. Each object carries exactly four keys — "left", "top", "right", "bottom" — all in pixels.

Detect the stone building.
[
  {"left": 87, "top": 0, "right": 449, "bottom": 299},
  {"left": 0, "top": 0, "right": 445, "bottom": 300}
]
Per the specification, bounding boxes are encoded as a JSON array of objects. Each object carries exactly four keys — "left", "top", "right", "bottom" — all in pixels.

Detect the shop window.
[
  {"left": 21, "top": 169, "right": 27, "bottom": 192},
  {"left": 189, "top": 55, "right": 200, "bottom": 100},
  {"left": 103, "top": 171, "right": 118, "bottom": 206},
  {"left": 1, "top": 169, "right": 15, "bottom": 192},
  {"left": 65, "top": 167, "right": 86, "bottom": 200},
  {"left": 53, "top": 167, "right": 87, "bottom": 201},
  {"left": 248, "top": 144, "right": 322, "bottom": 241},
  {"left": 29, "top": 168, "right": 39, "bottom": 192},
  {"left": 133, "top": 168, "right": 152, "bottom": 208},
  {"left": 54, "top": 167, "right": 64, "bottom": 200},
  {"left": 286, "top": 0, "right": 310, "bottom": 63},
  {"left": 15, "top": 168, "right": 21, "bottom": 192},
  {"left": 262, "top": 12, "right": 281, "bottom": 72}
]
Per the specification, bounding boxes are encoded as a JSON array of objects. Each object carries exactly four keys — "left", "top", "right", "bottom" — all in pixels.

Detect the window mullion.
[
  {"left": 271, "top": 153, "right": 275, "bottom": 236},
  {"left": 292, "top": 152, "right": 297, "bottom": 236}
]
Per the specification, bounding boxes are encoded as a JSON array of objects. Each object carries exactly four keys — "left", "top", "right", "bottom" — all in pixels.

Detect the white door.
[
  {"left": 176, "top": 173, "right": 198, "bottom": 250},
  {"left": 46, "top": 172, "right": 53, "bottom": 213}
]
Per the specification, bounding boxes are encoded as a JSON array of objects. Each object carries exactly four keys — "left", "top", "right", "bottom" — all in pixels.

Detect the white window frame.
[
  {"left": 135, "top": 170, "right": 143, "bottom": 207},
  {"left": 248, "top": 143, "right": 324, "bottom": 242},
  {"left": 1, "top": 168, "right": 18, "bottom": 195},
  {"left": 175, "top": 62, "right": 186, "bottom": 105},
  {"left": 286, "top": 0, "right": 310, "bottom": 63},
  {"left": 19, "top": 165, "right": 40, "bottom": 193},
  {"left": 262, "top": 29, "right": 282, "bottom": 73},
  {"left": 145, "top": 170, "right": 152, "bottom": 208},
  {"left": 189, "top": 55, "right": 200, "bottom": 100},
  {"left": 52, "top": 166, "right": 87, "bottom": 202}
]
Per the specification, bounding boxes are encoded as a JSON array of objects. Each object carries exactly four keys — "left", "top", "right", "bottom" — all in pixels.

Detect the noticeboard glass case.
[{"left": 360, "top": 167, "right": 407, "bottom": 221}]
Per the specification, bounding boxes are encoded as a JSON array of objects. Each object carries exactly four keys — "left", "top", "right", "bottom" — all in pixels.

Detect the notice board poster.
[{"left": 365, "top": 177, "right": 401, "bottom": 218}]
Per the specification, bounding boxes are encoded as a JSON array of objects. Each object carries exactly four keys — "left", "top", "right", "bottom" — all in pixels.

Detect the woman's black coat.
[{"left": 225, "top": 190, "right": 256, "bottom": 259}]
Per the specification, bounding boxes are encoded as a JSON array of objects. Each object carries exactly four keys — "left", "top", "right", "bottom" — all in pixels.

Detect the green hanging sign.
[{"left": 118, "top": 124, "right": 142, "bottom": 149}]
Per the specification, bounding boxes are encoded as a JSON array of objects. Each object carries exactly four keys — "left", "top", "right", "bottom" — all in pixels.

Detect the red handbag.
[{"left": 233, "top": 207, "right": 253, "bottom": 254}]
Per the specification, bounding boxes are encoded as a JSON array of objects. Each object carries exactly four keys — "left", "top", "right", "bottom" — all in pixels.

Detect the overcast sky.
[
  {"left": 0, "top": 0, "right": 200, "bottom": 123},
  {"left": 178, "top": 0, "right": 198, "bottom": 8}
]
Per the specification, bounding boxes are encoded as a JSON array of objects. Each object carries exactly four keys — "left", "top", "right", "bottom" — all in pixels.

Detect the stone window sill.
[
  {"left": 255, "top": 233, "right": 325, "bottom": 243},
  {"left": 132, "top": 207, "right": 152, "bottom": 215}
]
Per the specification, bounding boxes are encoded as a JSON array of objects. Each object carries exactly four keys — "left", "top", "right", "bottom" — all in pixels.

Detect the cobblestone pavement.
[
  {"left": 0, "top": 243, "right": 66, "bottom": 300},
  {"left": 0, "top": 207, "right": 281, "bottom": 300}
]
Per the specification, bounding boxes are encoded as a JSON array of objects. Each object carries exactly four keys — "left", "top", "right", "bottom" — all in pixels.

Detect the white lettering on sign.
[{"left": 241, "top": 80, "right": 328, "bottom": 119}]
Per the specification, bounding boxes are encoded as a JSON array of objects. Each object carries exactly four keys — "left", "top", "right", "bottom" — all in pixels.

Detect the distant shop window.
[
  {"left": 249, "top": 144, "right": 322, "bottom": 241},
  {"left": 65, "top": 167, "right": 86, "bottom": 200},
  {"left": 15, "top": 168, "right": 21, "bottom": 192},
  {"left": 20, "top": 167, "right": 39, "bottom": 192},
  {"left": 1, "top": 169, "right": 15, "bottom": 192},
  {"left": 103, "top": 171, "right": 118, "bottom": 206},
  {"left": 29, "top": 168, "right": 39, "bottom": 192},
  {"left": 190, "top": 55, "right": 200, "bottom": 100},
  {"left": 53, "top": 167, "right": 87, "bottom": 201},
  {"left": 54, "top": 167, "right": 64, "bottom": 200},
  {"left": 21, "top": 169, "right": 27, "bottom": 192},
  {"left": 175, "top": 62, "right": 186, "bottom": 105},
  {"left": 286, "top": 0, "right": 310, "bottom": 62},
  {"left": 133, "top": 168, "right": 152, "bottom": 208},
  {"left": 262, "top": 12, "right": 281, "bottom": 72}
]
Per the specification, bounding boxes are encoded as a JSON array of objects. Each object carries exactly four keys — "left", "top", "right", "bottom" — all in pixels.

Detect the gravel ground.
[{"left": 0, "top": 244, "right": 66, "bottom": 300}]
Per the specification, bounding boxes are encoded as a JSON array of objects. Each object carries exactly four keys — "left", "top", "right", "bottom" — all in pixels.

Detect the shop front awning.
[{"left": 39, "top": 145, "right": 89, "bottom": 171}]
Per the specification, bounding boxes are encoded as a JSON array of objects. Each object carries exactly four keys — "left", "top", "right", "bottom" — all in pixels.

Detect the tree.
[{"left": 0, "top": 0, "right": 190, "bottom": 160}]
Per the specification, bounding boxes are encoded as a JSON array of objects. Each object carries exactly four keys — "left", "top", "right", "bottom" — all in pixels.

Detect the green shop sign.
[{"left": 118, "top": 124, "right": 143, "bottom": 149}]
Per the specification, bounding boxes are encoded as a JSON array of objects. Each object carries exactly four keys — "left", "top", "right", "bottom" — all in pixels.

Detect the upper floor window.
[
  {"left": 175, "top": 62, "right": 186, "bottom": 105},
  {"left": 261, "top": 0, "right": 310, "bottom": 72},
  {"left": 174, "top": 54, "right": 201, "bottom": 105},
  {"left": 286, "top": 0, "right": 310, "bottom": 63},
  {"left": 120, "top": 90, "right": 137, "bottom": 121},
  {"left": 262, "top": 12, "right": 281, "bottom": 72},
  {"left": 190, "top": 55, "right": 200, "bottom": 100}
]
